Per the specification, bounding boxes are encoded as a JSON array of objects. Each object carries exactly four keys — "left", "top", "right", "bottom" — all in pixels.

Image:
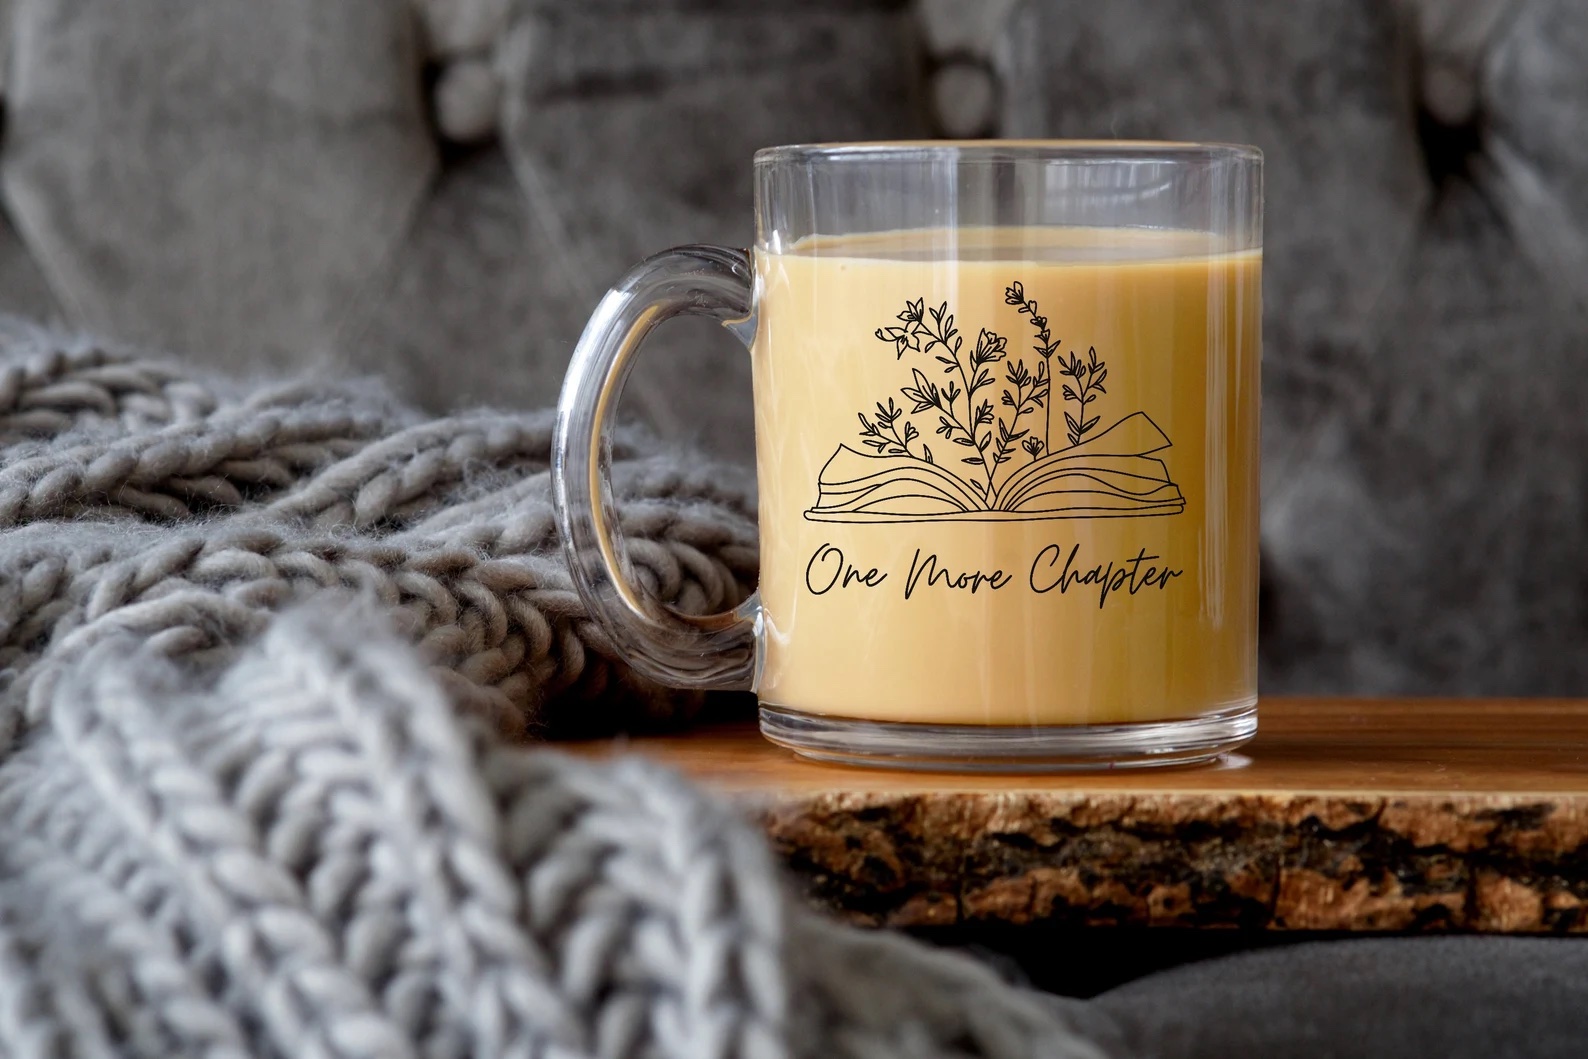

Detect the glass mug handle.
[{"left": 551, "top": 244, "right": 759, "bottom": 690}]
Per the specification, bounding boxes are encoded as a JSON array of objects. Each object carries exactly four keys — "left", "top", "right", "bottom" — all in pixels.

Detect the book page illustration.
[{"left": 804, "top": 283, "right": 1186, "bottom": 523}]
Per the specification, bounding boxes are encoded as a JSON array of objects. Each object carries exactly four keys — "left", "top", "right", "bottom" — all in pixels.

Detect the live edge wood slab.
[{"left": 564, "top": 698, "right": 1588, "bottom": 934}]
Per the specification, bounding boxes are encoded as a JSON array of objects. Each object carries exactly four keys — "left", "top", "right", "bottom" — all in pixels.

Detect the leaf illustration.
[
  {"left": 910, "top": 368, "right": 940, "bottom": 405},
  {"left": 923, "top": 445, "right": 934, "bottom": 464}
]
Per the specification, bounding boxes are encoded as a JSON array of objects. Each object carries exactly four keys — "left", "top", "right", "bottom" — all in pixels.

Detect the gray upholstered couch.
[
  {"left": 0, "top": 2, "right": 1584, "bottom": 1052},
  {"left": 3, "top": 0, "right": 1582, "bottom": 699}
]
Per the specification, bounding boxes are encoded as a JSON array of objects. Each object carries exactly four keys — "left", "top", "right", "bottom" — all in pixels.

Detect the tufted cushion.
[
  {"left": 995, "top": 0, "right": 1588, "bottom": 693},
  {"left": 0, "top": 0, "right": 437, "bottom": 371},
  {"left": 339, "top": 150, "right": 547, "bottom": 416}
]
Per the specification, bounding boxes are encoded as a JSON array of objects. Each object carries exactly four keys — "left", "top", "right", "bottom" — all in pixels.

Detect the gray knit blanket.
[{"left": 0, "top": 325, "right": 1112, "bottom": 1058}]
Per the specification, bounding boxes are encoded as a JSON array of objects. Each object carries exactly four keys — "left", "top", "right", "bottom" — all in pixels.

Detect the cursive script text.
[
  {"left": 903, "top": 550, "right": 1012, "bottom": 599},
  {"left": 805, "top": 543, "right": 887, "bottom": 595},
  {"left": 1028, "top": 543, "right": 1182, "bottom": 608}
]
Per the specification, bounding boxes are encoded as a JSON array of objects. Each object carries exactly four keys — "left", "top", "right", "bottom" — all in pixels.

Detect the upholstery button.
[
  {"left": 931, "top": 60, "right": 997, "bottom": 138},
  {"left": 1422, "top": 54, "right": 1480, "bottom": 127},
  {"left": 435, "top": 58, "right": 502, "bottom": 144}
]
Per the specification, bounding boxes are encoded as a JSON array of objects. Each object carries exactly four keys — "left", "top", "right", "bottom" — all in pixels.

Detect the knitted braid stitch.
[
  {"left": 0, "top": 609, "right": 1117, "bottom": 1058},
  {"left": 0, "top": 325, "right": 756, "bottom": 747},
  {"left": 0, "top": 322, "right": 1118, "bottom": 1057}
]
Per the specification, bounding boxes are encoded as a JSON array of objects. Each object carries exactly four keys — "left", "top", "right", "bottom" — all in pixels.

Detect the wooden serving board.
[{"left": 564, "top": 698, "right": 1588, "bottom": 933}]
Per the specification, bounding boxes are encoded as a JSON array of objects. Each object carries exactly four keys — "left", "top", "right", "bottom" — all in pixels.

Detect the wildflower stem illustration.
[
  {"left": 855, "top": 397, "right": 922, "bottom": 460},
  {"left": 876, "top": 297, "right": 1008, "bottom": 497},
  {"left": 1004, "top": 281, "right": 1058, "bottom": 456},
  {"left": 1058, "top": 346, "right": 1108, "bottom": 447}
]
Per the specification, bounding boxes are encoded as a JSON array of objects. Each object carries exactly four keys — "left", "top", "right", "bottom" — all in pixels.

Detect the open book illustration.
[{"left": 804, "top": 285, "right": 1186, "bottom": 524}]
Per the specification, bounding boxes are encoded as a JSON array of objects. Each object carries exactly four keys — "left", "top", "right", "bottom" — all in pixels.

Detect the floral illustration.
[{"left": 804, "top": 281, "right": 1186, "bottom": 523}]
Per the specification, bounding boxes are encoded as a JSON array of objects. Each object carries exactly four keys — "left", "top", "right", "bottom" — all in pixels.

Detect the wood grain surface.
[{"left": 564, "top": 698, "right": 1588, "bottom": 932}]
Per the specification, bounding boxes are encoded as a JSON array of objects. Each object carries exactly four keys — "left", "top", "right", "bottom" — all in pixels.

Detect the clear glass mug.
[{"left": 552, "top": 141, "right": 1262, "bottom": 769}]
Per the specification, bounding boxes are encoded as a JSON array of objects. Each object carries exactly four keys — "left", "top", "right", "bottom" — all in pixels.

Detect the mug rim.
[{"left": 754, "top": 140, "right": 1262, "bottom": 166}]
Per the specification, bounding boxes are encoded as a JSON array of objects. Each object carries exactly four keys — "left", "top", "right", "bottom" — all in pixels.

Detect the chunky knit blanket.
[{"left": 0, "top": 325, "right": 1111, "bottom": 1058}]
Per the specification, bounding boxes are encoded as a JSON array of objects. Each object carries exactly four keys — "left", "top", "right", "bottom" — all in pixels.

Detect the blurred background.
[{"left": 0, "top": 0, "right": 1583, "bottom": 697}]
